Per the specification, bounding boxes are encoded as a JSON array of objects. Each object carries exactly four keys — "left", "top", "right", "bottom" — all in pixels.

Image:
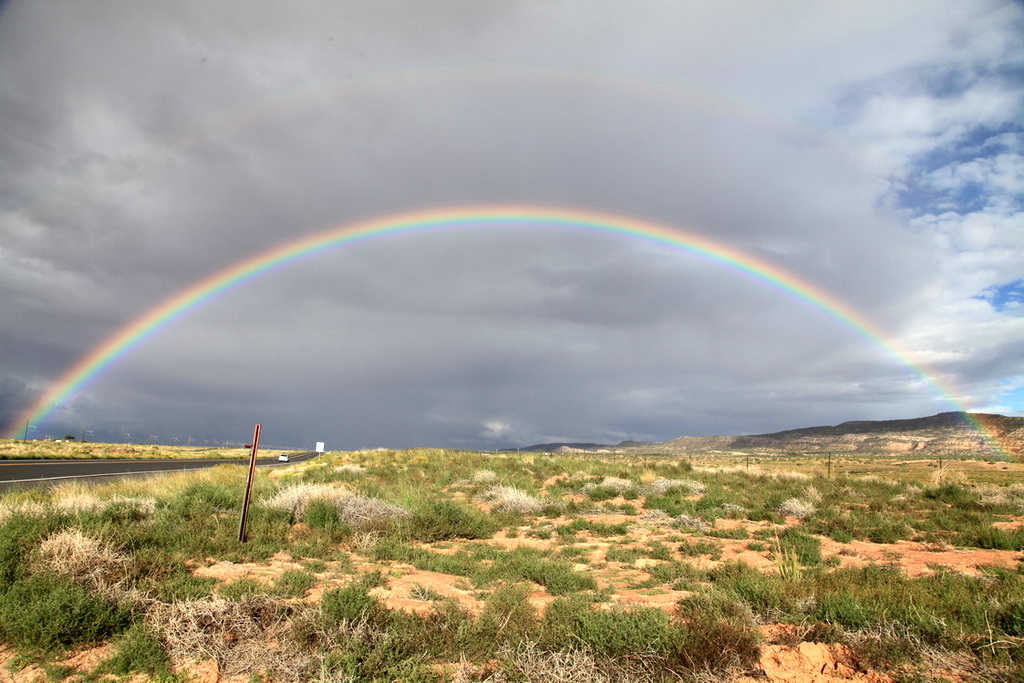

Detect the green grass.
[
  {"left": 407, "top": 499, "right": 499, "bottom": 541},
  {"left": 1, "top": 447, "right": 1022, "bottom": 680},
  {"left": 274, "top": 568, "right": 316, "bottom": 596},
  {"left": 540, "top": 594, "right": 673, "bottom": 656},
  {"left": 91, "top": 624, "right": 173, "bottom": 679},
  {"left": 775, "top": 527, "right": 823, "bottom": 566},
  {"left": 479, "top": 547, "right": 598, "bottom": 595},
  {"left": 0, "top": 574, "right": 130, "bottom": 652}
]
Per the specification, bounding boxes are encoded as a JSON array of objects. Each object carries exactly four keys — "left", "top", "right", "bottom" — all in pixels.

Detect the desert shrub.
[
  {"left": 747, "top": 508, "right": 784, "bottom": 524},
  {"left": 295, "top": 587, "right": 474, "bottom": 682},
  {"left": 98, "top": 497, "right": 157, "bottom": 523},
  {"left": 845, "top": 623, "right": 923, "bottom": 670},
  {"left": 582, "top": 476, "right": 641, "bottom": 501},
  {"left": 219, "top": 578, "right": 265, "bottom": 600},
  {"left": 976, "top": 485, "right": 1024, "bottom": 514},
  {"left": 708, "top": 526, "right": 749, "bottom": 539},
  {"left": 303, "top": 498, "right": 343, "bottom": 531},
  {"left": 263, "top": 483, "right": 352, "bottom": 520},
  {"left": 778, "top": 497, "right": 816, "bottom": 519},
  {"left": 670, "top": 592, "right": 761, "bottom": 673},
  {"left": 484, "top": 547, "right": 597, "bottom": 595},
  {"left": 148, "top": 594, "right": 306, "bottom": 680},
  {"left": 578, "top": 606, "right": 673, "bottom": 657},
  {"left": 953, "top": 523, "right": 1024, "bottom": 551},
  {"left": 275, "top": 569, "right": 316, "bottom": 597},
  {"left": 266, "top": 484, "right": 408, "bottom": 532},
  {"left": 465, "top": 469, "right": 499, "bottom": 485},
  {"left": 166, "top": 480, "right": 241, "bottom": 517},
  {"left": 924, "top": 482, "right": 981, "bottom": 508},
  {"left": 803, "top": 485, "right": 824, "bottom": 503},
  {"left": 646, "top": 478, "right": 706, "bottom": 496},
  {"left": 51, "top": 489, "right": 106, "bottom": 515},
  {"left": 94, "top": 623, "right": 172, "bottom": 678},
  {"left": 496, "top": 641, "right": 622, "bottom": 683},
  {"left": 541, "top": 594, "right": 672, "bottom": 656},
  {"left": 643, "top": 541, "right": 674, "bottom": 561},
  {"left": 719, "top": 502, "right": 749, "bottom": 518},
  {"left": 0, "top": 574, "right": 130, "bottom": 652},
  {"left": 321, "top": 579, "right": 390, "bottom": 627},
  {"left": 370, "top": 538, "right": 480, "bottom": 577},
  {"left": 865, "top": 517, "right": 914, "bottom": 544},
  {"left": 558, "top": 518, "right": 630, "bottom": 537},
  {"left": 807, "top": 565, "right": 1012, "bottom": 641},
  {"left": 814, "top": 592, "right": 871, "bottom": 630},
  {"left": 145, "top": 569, "right": 218, "bottom": 602},
  {"left": 810, "top": 509, "right": 911, "bottom": 544},
  {"left": 644, "top": 486, "right": 702, "bottom": 517},
  {"left": 477, "top": 485, "right": 543, "bottom": 514},
  {"left": 336, "top": 494, "right": 409, "bottom": 532},
  {"left": 996, "top": 599, "right": 1024, "bottom": 637},
  {"left": 408, "top": 499, "right": 498, "bottom": 541},
  {"left": 673, "top": 539, "right": 720, "bottom": 560},
  {"left": 383, "top": 599, "right": 479, "bottom": 665},
  {"left": 672, "top": 514, "right": 711, "bottom": 532},
  {"left": 709, "top": 560, "right": 805, "bottom": 620},
  {"left": 0, "top": 513, "right": 55, "bottom": 589},
  {"left": 605, "top": 546, "right": 643, "bottom": 564},
  {"left": 586, "top": 476, "right": 635, "bottom": 493},
  {"left": 776, "top": 527, "right": 822, "bottom": 566},
  {"left": 34, "top": 528, "right": 129, "bottom": 590},
  {"left": 646, "top": 560, "right": 702, "bottom": 590},
  {"left": 806, "top": 508, "right": 856, "bottom": 543},
  {"left": 0, "top": 500, "right": 47, "bottom": 526},
  {"left": 478, "top": 582, "right": 538, "bottom": 644}
]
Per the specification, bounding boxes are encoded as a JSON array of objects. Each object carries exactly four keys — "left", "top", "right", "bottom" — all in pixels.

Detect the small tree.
[{"left": 63, "top": 435, "right": 76, "bottom": 441}]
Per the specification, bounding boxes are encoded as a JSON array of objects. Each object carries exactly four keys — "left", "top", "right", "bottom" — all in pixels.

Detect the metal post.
[
  {"left": 238, "top": 424, "right": 261, "bottom": 543},
  {"left": 827, "top": 452, "right": 832, "bottom": 479}
]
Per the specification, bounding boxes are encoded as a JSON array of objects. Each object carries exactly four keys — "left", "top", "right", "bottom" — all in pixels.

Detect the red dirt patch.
[
  {"left": 193, "top": 552, "right": 307, "bottom": 587},
  {"left": 371, "top": 567, "right": 483, "bottom": 615},
  {"left": 819, "top": 538, "right": 1023, "bottom": 577},
  {"left": 751, "top": 641, "right": 889, "bottom": 682}
]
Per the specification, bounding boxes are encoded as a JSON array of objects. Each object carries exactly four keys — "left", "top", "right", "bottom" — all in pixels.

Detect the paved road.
[{"left": 0, "top": 451, "right": 318, "bottom": 492}]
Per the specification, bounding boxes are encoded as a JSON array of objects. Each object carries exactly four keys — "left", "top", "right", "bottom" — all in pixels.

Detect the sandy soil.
[
  {"left": 172, "top": 506, "right": 1024, "bottom": 683},
  {"left": 5, "top": 490, "right": 1021, "bottom": 683}
]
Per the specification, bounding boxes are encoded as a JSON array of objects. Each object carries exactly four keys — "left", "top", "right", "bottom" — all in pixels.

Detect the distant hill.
[
  {"left": 511, "top": 412, "right": 1024, "bottom": 459},
  {"left": 503, "top": 442, "right": 629, "bottom": 453},
  {"left": 722, "top": 412, "right": 1024, "bottom": 457}
]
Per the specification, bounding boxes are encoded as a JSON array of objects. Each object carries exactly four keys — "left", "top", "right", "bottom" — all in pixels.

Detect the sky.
[{"left": 1, "top": 1, "right": 1022, "bottom": 450}]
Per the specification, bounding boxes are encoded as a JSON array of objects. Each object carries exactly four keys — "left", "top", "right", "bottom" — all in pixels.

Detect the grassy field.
[
  {"left": 0, "top": 439, "right": 292, "bottom": 461},
  {"left": 0, "top": 445, "right": 1021, "bottom": 682}
]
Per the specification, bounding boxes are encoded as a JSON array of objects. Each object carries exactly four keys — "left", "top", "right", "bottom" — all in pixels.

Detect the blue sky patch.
[
  {"left": 977, "top": 279, "right": 1024, "bottom": 314},
  {"left": 890, "top": 123, "right": 1023, "bottom": 218},
  {"left": 996, "top": 384, "right": 1024, "bottom": 415}
]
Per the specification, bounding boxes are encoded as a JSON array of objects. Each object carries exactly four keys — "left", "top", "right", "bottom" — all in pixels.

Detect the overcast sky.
[{"left": 1, "top": 1, "right": 1022, "bottom": 449}]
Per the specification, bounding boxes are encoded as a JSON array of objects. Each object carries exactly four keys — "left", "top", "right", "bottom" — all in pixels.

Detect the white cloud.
[{"left": 479, "top": 420, "right": 514, "bottom": 441}]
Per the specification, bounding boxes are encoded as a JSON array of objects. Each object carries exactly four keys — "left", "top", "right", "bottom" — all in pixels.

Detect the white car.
[{"left": 277, "top": 454, "right": 290, "bottom": 462}]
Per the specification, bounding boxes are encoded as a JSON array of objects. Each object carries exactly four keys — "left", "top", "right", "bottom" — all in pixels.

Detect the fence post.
[{"left": 238, "top": 424, "right": 261, "bottom": 543}]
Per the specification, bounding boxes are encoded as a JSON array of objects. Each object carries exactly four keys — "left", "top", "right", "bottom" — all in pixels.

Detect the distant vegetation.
[
  {"left": 0, "top": 445, "right": 1021, "bottom": 681},
  {"left": 0, "top": 439, "right": 289, "bottom": 461}
]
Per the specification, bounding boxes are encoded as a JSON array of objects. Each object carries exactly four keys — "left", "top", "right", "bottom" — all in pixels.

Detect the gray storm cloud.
[{"left": 1, "top": 1, "right": 1021, "bottom": 447}]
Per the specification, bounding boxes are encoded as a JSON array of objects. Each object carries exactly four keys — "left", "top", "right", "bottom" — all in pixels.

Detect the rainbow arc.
[{"left": 5, "top": 204, "right": 1007, "bottom": 457}]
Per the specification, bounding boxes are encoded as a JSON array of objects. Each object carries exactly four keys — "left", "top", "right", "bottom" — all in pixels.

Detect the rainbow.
[{"left": 4, "top": 203, "right": 1007, "bottom": 456}]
